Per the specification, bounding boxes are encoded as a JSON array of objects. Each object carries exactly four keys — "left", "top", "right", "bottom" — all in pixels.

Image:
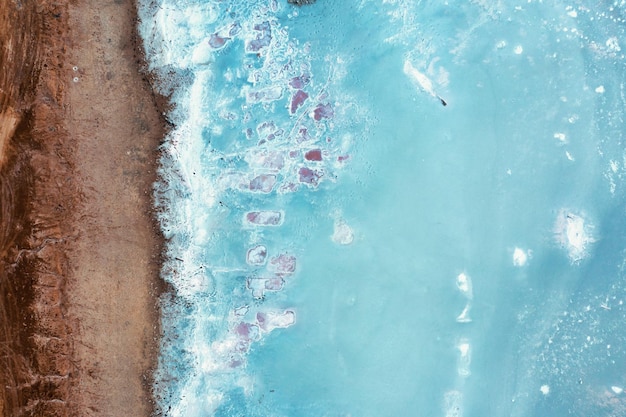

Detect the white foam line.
[{"left": 403, "top": 59, "right": 448, "bottom": 106}]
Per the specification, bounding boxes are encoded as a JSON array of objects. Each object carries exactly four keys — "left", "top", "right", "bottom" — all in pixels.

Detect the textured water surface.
[{"left": 139, "top": 1, "right": 626, "bottom": 416}]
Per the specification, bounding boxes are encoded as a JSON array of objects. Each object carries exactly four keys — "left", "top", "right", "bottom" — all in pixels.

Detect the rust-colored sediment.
[{"left": 0, "top": 0, "right": 165, "bottom": 415}]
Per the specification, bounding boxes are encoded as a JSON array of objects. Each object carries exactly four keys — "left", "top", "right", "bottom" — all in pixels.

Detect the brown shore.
[{"left": 0, "top": 0, "right": 166, "bottom": 415}]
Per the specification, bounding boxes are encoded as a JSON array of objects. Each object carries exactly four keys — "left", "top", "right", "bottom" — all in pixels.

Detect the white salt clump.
[
  {"left": 443, "top": 390, "right": 463, "bottom": 417},
  {"left": 606, "top": 36, "right": 621, "bottom": 52},
  {"left": 553, "top": 132, "right": 567, "bottom": 143},
  {"left": 513, "top": 247, "right": 531, "bottom": 266},
  {"left": 567, "top": 10, "right": 578, "bottom": 18},
  {"left": 514, "top": 45, "right": 523, "bottom": 54},
  {"left": 611, "top": 386, "right": 623, "bottom": 394},
  {"left": 456, "top": 272, "right": 473, "bottom": 322},
  {"left": 332, "top": 219, "right": 354, "bottom": 245},
  {"left": 191, "top": 42, "right": 214, "bottom": 65},
  {"left": 554, "top": 209, "right": 596, "bottom": 263},
  {"left": 457, "top": 339, "right": 471, "bottom": 377},
  {"left": 565, "top": 150, "right": 575, "bottom": 161},
  {"left": 595, "top": 85, "right": 605, "bottom": 93},
  {"left": 540, "top": 384, "right": 550, "bottom": 395},
  {"left": 456, "top": 303, "right": 472, "bottom": 323},
  {"left": 456, "top": 272, "right": 473, "bottom": 299}
]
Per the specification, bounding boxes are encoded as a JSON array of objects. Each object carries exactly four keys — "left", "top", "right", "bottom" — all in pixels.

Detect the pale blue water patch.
[{"left": 138, "top": 0, "right": 626, "bottom": 416}]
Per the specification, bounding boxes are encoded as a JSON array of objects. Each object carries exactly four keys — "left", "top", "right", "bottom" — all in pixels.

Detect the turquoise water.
[{"left": 138, "top": 1, "right": 626, "bottom": 416}]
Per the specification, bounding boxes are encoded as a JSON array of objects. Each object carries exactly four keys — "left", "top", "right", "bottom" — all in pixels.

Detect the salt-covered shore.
[{"left": 0, "top": 0, "right": 165, "bottom": 415}]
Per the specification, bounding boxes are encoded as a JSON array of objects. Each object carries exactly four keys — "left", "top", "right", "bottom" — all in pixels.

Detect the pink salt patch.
[
  {"left": 278, "top": 182, "right": 298, "bottom": 193},
  {"left": 312, "top": 103, "right": 334, "bottom": 121},
  {"left": 246, "top": 245, "right": 267, "bottom": 265},
  {"left": 256, "top": 310, "right": 296, "bottom": 332},
  {"left": 295, "top": 127, "right": 312, "bottom": 143},
  {"left": 247, "top": 86, "right": 283, "bottom": 104},
  {"left": 246, "top": 21, "right": 271, "bottom": 52},
  {"left": 289, "top": 74, "right": 310, "bottom": 89},
  {"left": 257, "top": 120, "right": 276, "bottom": 137},
  {"left": 246, "top": 277, "right": 284, "bottom": 296},
  {"left": 304, "top": 149, "right": 322, "bottom": 161},
  {"left": 290, "top": 90, "right": 309, "bottom": 114},
  {"left": 249, "top": 174, "right": 276, "bottom": 193},
  {"left": 260, "top": 152, "right": 285, "bottom": 171},
  {"left": 269, "top": 254, "right": 297, "bottom": 275},
  {"left": 264, "top": 277, "right": 284, "bottom": 291},
  {"left": 288, "top": 150, "right": 299, "bottom": 158},
  {"left": 247, "top": 150, "right": 284, "bottom": 171},
  {"left": 234, "top": 323, "right": 259, "bottom": 350},
  {"left": 338, "top": 154, "right": 350, "bottom": 162},
  {"left": 298, "top": 167, "right": 322, "bottom": 186},
  {"left": 256, "top": 312, "right": 267, "bottom": 330},
  {"left": 209, "top": 33, "right": 229, "bottom": 49},
  {"left": 229, "top": 359, "right": 243, "bottom": 368},
  {"left": 245, "top": 211, "right": 283, "bottom": 226},
  {"left": 235, "top": 322, "right": 253, "bottom": 338}
]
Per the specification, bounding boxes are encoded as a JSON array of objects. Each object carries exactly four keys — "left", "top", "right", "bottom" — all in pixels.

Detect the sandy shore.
[{"left": 0, "top": 0, "right": 165, "bottom": 415}]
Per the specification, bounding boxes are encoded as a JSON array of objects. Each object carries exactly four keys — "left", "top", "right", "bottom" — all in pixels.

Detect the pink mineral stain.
[
  {"left": 248, "top": 150, "right": 284, "bottom": 171},
  {"left": 304, "top": 149, "right": 322, "bottom": 161},
  {"left": 255, "top": 311, "right": 296, "bottom": 332},
  {"left": 246, "top": 211, "right": 283, "bottom": 226},
  {"left": 264, "top": 277, "right": 284, "bottom": 291},
  {"left": 256, "top": 312, "right": 267, "bottom": 330},
  {"left": 269, "top": 254, "right": 297, "bottom": 275},
  {"left": 235, "top": 322, "right": 254, "bottom": 338},
  {"left": 209, "top": 33, "right": 229, "bottom": 49},
  {"left": 247, "top": 21, "right": 272, "bottom": 52},
  {"left": 246, "top": 245, "right": 267, "bottom": 265},
  {"left": 290, "top": 90, "right": 309, "bottom": 114},
  {"left": 298, "top": 167, "right": 322, "bottom": 186},
  {"left": 229, "top": 359, "right": 243, "bottom": 368},
  {"left": 289, "top": 74, "right": 310, "bottom": 89},
  {"left": 249, "top": 174, "right": 277, "bottom": 193},
  {"left": 296, "top": 127, "right": 312, "bottom": 143},
  {"left": 338, "top": 154, "right": 350, "bottom": 162},
  {"left": 278, "top": 182, "right": 299, "bottom": 193},
  {"left": 312, "top": 103, "right": 334, "bottom": 121}
]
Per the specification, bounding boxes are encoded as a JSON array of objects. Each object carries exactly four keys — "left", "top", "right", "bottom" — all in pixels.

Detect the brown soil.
[{"left": 0, "top": 0, "right": 166, "bottom": 415}]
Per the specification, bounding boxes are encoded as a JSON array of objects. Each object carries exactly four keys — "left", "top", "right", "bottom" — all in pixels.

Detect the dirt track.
[{"left": 0, "top": 0, "right": 164, "bottom": 415}]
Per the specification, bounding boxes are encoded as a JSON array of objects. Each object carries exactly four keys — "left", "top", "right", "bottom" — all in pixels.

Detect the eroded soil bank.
[{"left": 0, "top": 0, "right": 165, "bottom": 415}]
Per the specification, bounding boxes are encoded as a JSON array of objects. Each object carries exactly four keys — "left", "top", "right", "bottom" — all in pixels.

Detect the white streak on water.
[{"left": 403, "top": 59, "right": 447, "bottom": 105}]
